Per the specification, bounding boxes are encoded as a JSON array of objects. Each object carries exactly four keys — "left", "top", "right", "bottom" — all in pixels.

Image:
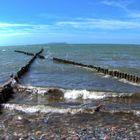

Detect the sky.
[{"left": 0, "top": 0, "right": 140, "bottom": 45}]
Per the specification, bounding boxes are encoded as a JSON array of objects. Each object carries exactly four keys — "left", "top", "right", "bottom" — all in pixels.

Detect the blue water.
[{"left": 0, "top": 44, "right": 140, "bottom": 93}]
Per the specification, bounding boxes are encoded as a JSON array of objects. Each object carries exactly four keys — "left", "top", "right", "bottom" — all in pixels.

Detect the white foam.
[
  {"left": 64, "top": 90, "right": 106, "bottom": 100},
  {"left": 119, "top": 78, "right": 140, "bottom": 86},
  {"left": 133, "top": 110, "right": 140, "bottom": 116},
  {"left": 3, "top": 104, "right": 95, "bottom": 114},
  {"left": 45, "top": 50, "right": 52, "bottom": 59},
  {"left": 18, "top": 85, "right": 53, "bottom": 95},
  {"left": 18, "top": 85, "right": 138, "bottom": 100},
  {"left": 64, "top": 90, "right": 131, "bottom": 100},
  {"left": 25, "top": 86, "right": 65, "bottom": 95},
  {"left": 3, "top": 104, "right": 140, "bottom": 117},
  {"left": 103, "top": 75, "right": 110, "bottom": 78},
  {"left": 102, "top": 73, "right": 140, "bottom": 87}
]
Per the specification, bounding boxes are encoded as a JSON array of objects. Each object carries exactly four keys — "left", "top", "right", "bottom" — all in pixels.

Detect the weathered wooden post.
[
  {"left": 53, "top": 57, "right": 140, "bottom": 84},
  {"left": 0, "top": 49, "right": 44, "bottom": 104},
  {"left": 14, "top": 50, "right": 45, "bottom": 59}
]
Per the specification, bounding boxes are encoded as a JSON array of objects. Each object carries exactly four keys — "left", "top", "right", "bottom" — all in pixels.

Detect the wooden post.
[
  {"left": 14, "top": 50, "right": 45, "bottom": 59},
  {"left": 53, "top": 57, "right": 140, "bottom": 84},
  {"left": 0, "top": 49, "right": 44, "bottom": 104}
]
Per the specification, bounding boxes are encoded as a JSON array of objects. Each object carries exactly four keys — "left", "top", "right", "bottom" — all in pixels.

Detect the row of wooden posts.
[
  {"left": 14, "top": 50, "right": 140, "bottom": 84},
  {"left": 0, "top": 49, "right": 140, "bottom": 104},
  {"left": 53, "top": 57, "right": 140, "bottom": 84},
  {"left": 0, "top": 49, "right": 44, "bottom": 104},
  {"left": 14, "top": 50, "right": 45, "bottom": 59}
]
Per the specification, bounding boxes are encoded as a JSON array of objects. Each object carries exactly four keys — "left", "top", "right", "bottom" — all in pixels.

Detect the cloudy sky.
[{"left": 0, "top": 0, "right": 140, "bottom": 45}]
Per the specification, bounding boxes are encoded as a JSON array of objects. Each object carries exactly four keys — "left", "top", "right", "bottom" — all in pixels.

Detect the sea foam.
[
  {"left": 18, "top": 85, "right": 140, "bottom": 100},
  {"left": 3, "top": 103, "right": 140, "bottom": 117},
  {"left": 3, "top": 104, "right": 95, "bottom": 114}
]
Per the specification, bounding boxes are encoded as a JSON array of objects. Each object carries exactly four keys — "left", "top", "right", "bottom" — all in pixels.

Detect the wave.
[
  {"left": 1, "top": 49, "right": 6, "bottom": 52},
  {"left": 18, "top": 85, "right": 140, "bottom": 100},
  {"left": 103, "top": 75, "right": 140, "bottom": 87},
  {"left": 64, "top": 90, "right": 140, "bottom": 99},
  {"left": 3, "top": 104, "right": 96, "bottom": 114},
  {"left": 70, "top": 65, "right": 140, "bottom": 87},
  {"left": 119, "top": 78, "right": 140, "bottom": 86},
  {"left": 45, "top": 50, "right": 52, "bottom": 59},
  {"left": 3, "top": 104, "right": 140, "bottom": 117},
  {"left": 64, "top": 90, "right": 108, "bottom": 99}
]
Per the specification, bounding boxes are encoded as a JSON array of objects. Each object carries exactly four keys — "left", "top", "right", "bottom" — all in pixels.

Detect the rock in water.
[{"left": 47, "top": 88, "right": 64, "bottom": 99}]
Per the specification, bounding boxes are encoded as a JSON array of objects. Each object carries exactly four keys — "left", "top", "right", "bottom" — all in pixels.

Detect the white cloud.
[
  {"left": 0, "top": 19, "right": 140, "bottom": 45},
  {"left": 101, "top": 0, "right": 140, "bottom": 19},
  {"left": 56, "top": 18, "right": 140, "bottom": 30},
  {"left": 129, "top": 11, "right": 140, "bottom": 18},
  {"left": 0, "top": 18, "right": 140, "bottom": 39},
  {"left": 0, "top": 23, "right": 32, "bottom": 27},
  {"left": 101, "top": 0, "right": 132, "bottom": 10},
  {"left": 0, "top": 22, "right": 51, "bottom": 36}
]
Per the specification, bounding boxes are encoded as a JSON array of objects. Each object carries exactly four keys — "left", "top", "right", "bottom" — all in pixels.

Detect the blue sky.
[{"left": 0, "top": 0, "right": 140, "bottom": 45}]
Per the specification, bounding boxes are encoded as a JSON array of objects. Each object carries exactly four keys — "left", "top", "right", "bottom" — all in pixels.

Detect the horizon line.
[{"left": 0, "top": 42, "right": 140, "bottom": 47}]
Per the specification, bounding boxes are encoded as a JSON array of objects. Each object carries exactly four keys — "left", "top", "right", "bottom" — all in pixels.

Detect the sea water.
[{"left": 0, "top": 44, "right": 140, "bottom": 115}]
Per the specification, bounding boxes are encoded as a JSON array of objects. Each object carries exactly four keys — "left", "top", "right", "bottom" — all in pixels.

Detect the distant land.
[{"left": 0, "top": 42, "right": 140, "bottom": 47}]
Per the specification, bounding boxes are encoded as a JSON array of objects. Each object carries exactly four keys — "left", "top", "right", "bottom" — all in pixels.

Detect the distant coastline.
[{"left": 0, "top": 42, "right": 140, "bottom": 47}]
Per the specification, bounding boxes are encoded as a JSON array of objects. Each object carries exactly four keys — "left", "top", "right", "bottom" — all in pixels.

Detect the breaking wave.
[
  {"left": 3, "top": 104, "right": 96, "bottom": 114},
  {"left": 18, "top": 85, "right": 140, "bottom": 100},
  {"left": 45, "top": 49, "right": 52, "bottom": 59},
  {"left": 1, "top": 49, "right": 6, "bottom": 52},
  {"left": 64, "top": 90, "right": 131, "bottom": 100},
  {"left": 3, "top": 104, "right": 140, "bottom": 117}
]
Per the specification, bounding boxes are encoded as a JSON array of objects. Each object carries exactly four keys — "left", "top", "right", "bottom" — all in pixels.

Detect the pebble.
[
  {"left": 104, "top": 134, "right": 111, "bottom": 140},
  {"left": 35, "top": 130, "right": 42, "bottom": 136},
  {"left": 13, "top": 115, "right": 30, "bottom": 125},
  {"left": 72, "top": 135, "right": 80, "bottom": 140},
  {"left": 0, "top": 112, "right": 140, "bottom": 140}
]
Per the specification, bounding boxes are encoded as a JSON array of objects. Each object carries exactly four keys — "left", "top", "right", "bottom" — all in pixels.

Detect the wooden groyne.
[
  {"left": 0, "top": 49, "right": 44, "bottom": 104},
  {"left": 14, "top": 50, "right": 45, "bottom": 59},
  {"left": 53, "top": 57, "right": 140, "bottom": 84},
  {"left": 16, "top": 49, "right": 44, "bottom": 78}
]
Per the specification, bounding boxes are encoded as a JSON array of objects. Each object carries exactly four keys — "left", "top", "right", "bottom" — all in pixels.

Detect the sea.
[{"left": 0, "top": 44, "right": 140, "bottom": 138}]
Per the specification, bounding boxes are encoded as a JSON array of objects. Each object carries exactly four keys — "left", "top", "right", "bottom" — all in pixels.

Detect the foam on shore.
[
  {"left": 3, "top": 103, "right": 140, "bottom": 117},
  {"left": 3, "top": 104, "right": 96, "bottom": 114},
  {"left": 18, "top": 85, "right": 140, "bottom": 100}
]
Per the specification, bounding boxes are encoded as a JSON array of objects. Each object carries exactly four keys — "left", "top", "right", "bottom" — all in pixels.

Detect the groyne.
[
  {"left": 14, "top": 50, "right": 45, "bottom": 59},
  {"left": 53, "top": 57, "right": 140, "bottom": 84},
  {"left": 0, "top": 49, "right": 44, "bottom": 104}
]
